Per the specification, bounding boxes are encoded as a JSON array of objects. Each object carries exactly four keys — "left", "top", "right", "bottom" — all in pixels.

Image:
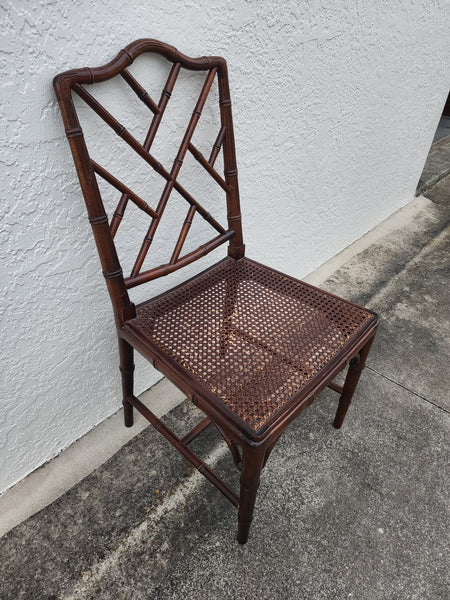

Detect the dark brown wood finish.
[{"left": 54, "top": 39, "right": 378, "bottom": 544}]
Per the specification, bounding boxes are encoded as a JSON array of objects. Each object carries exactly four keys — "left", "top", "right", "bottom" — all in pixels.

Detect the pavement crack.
[{"left": 365, "top": 365, "right": 449, "bottom": 414}]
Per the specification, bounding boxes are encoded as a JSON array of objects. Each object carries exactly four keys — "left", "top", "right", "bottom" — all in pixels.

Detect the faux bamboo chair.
[{"left": 54, "top": 39, "right": 378, "bottom": 544}]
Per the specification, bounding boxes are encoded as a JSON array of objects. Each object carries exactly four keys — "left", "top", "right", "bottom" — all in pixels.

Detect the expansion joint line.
[{"left": 365, "top": 365, "right": 450, "bottom": 414}]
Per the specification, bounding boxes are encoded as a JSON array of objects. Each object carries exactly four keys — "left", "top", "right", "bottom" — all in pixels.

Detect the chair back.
[{"left": 53, "top": 39, "right": 244, "bottom": 324}]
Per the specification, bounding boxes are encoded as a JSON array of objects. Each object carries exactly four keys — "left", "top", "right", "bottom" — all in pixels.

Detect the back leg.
[
  {"left": 334, "top": 334, "right": 375, "bottom": 429},
  {"left": 119, "top": 337, "right": 134, "bottom": 427}
]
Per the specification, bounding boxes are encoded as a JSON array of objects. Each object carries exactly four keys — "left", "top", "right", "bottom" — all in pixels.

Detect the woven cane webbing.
[{"left": 128, "top": 258, "right": 374, "bottom": 432}]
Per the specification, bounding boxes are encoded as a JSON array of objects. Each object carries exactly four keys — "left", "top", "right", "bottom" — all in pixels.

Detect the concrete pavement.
[
  {"left": 417, "top": 132, "right": 450, "bottom": 207},
  {"left": 0, "top": 197, "right": 448, "bottom": 600}
]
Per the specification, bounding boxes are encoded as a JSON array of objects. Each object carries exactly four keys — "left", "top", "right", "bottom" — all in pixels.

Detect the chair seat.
[{"left": 125, "top": 257, "right": 376, "bottom": 436}]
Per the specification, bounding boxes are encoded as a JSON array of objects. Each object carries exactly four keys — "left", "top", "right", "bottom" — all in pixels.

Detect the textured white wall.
[{"left": 1, "top": 1, "right": 449, "bottom": 494}]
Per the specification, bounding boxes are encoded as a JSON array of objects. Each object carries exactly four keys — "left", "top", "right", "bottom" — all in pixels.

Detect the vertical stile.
[
  {"left": 218, "top": 65, "right": 244, "bottom": 259},
  {"left": 131, "top": 67, "right": 217, "bottom": 277},
  {"left": 54, "top": 78, "right": 134, "bottom": 326}
]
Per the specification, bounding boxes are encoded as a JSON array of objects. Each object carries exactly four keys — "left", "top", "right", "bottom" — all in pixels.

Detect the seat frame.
[{"left": 54, "top": 39, "right": 378, "bottom": 544}]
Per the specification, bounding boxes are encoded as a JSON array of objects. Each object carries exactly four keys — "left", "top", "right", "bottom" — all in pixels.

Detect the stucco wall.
[{"left": 1, "top": 0, "right": 449, "bottom": 494}]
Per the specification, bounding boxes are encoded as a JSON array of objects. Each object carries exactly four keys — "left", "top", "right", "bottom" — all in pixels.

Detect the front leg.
[{"left": 237, "top": 445, "right": 266, "bottom": 544}]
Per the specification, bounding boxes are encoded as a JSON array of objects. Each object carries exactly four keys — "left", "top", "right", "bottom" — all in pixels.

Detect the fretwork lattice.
[{"left": 73, "top": 63, "right": 231, "bottom": 288}]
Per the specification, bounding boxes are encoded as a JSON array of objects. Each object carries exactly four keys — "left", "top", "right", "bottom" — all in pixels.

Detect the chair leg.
[
  {"left": 237, "top": 445, "right": 266, "bottom": 544},
  {"left": 119, "top": 337, "right": 134, "bottom": 427},
  {"left": 333, "top": 335, "right": 375, "bottom": 429}
]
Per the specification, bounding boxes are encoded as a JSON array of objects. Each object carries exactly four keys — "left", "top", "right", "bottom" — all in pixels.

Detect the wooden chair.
[{"left": 54, "top": 39, "right": 378, "bottom": 544}]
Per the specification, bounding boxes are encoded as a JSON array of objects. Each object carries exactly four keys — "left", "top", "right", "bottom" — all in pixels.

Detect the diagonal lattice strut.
[
  {"left": 131, "top": 67, "right": 217, "bottom": 277},
  {"left": 73, "top": 69, "right": 226, "bottom": 244},
  {"left": 73, "top": 64, "right": 233, "bottom": 286},
  {"left": 92, "top": 160, "right": 158, "bottom": 219},
  {"left": 110, "top": 62, "right": 181, "bottom": 237}
]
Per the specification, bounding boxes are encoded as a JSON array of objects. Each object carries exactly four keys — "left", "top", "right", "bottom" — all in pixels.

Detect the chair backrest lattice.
[{"left": 54, "top": 40, "right": 244, "bottom": 323}]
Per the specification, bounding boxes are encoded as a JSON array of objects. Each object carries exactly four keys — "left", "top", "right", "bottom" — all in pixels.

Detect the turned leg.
[
  {"left": 119, "top": 337, "right": 134, "bottom": 427},
  {"left": 237, "top": 445, "right": 266, "bottom": 544},
  {"left": 333, "top": 335, "right": 375, "bottom": 429}
]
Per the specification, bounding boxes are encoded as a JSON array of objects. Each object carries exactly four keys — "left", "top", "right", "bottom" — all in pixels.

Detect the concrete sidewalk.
[
  {"left": 417, "top": 133, "right": 450, "bottom": 207},
  {"left": 0, "top": 197, "right": 449, "bottom": 600}
]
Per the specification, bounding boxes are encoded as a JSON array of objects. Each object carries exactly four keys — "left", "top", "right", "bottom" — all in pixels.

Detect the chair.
[{"left": 53, "top": 39, "right": 378, "bottom": 544}]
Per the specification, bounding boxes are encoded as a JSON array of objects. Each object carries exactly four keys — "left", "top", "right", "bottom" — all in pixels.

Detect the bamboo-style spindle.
[
  {"left": 218, "top": 64, "right": 244, "bottom": 259},
  {"left": 125, "top": 229, "right": 234, "bottom": 288},
  {"left": 74, "top": 75, "right": 225, "bottom": 243},
  {"left": 209, "top": 125, "right": 226, "bottom": 167},
  {"left": 111, "top": 63, "right": 181, "bottom": 237},
  {"left": 91, "top": 160, "right": 158, "bottom": 219},
  {"left": 188, "top": 142, "right": 229, "bottom": 191},
  {"left": 121, "top": 68, "right": 160, "bottom": 114},
  {"left": 131, "top": 67, "right": 217, "bottom": 277},
  {"left": 170, "top": 204, "right": 197, "bottom": 264}
]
